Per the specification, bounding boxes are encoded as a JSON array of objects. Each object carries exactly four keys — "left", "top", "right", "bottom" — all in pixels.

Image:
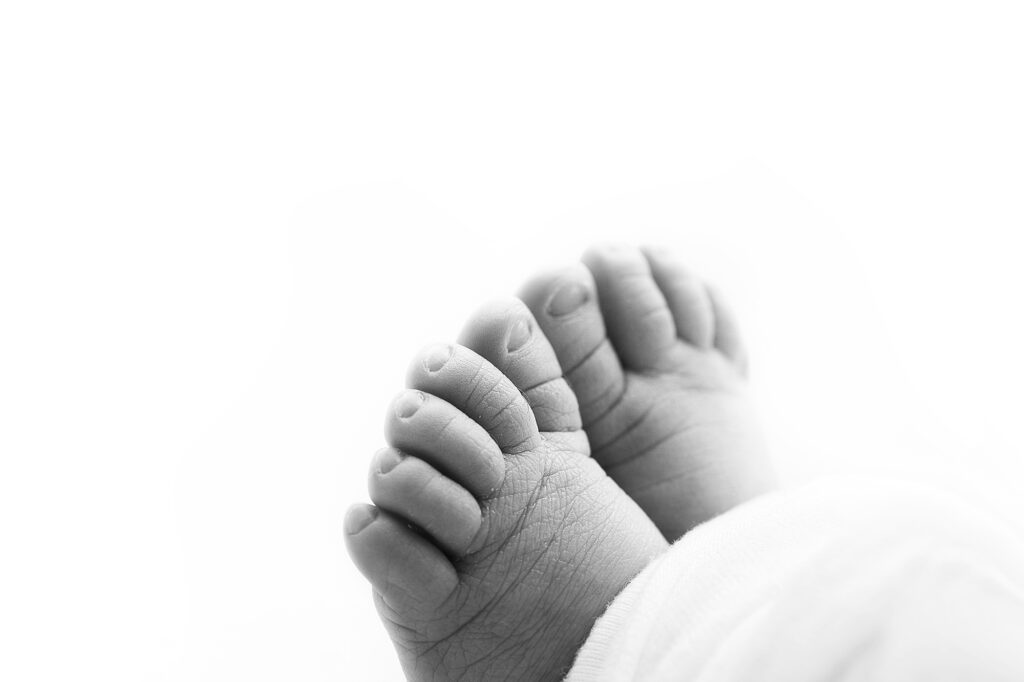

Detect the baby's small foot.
[
  {"left": 345, "top": 300, "right": 667, "bottom": 681},
  {"left": 520, "top": 245, "right": 776, "bottom": 541}
]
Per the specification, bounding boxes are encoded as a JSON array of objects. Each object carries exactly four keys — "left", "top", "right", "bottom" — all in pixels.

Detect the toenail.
[
  {"left": 345, "top": 505, "right": 378, "bottom": 535},
  {"left": 506, "top": 318, "right": 532, "bottom": 352},
  {"left": 423, "top": 344, "right": 453, "bottom": 372},
  {"left": 376, "top": 448, "right": 405, "bottom": 474},
  {"left": 547, "top": 282, "right": 588, "bottom": 316},
  {"left": 395, "top": 391, "right": 425, "bottom": 418}
]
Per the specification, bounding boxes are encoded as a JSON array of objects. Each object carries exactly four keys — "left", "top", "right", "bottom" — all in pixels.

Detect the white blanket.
[{"left": 568, "top": 478, "right": 1024, "bottom": 682}]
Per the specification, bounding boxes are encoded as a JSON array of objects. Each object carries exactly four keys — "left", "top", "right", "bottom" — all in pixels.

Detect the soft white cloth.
[{"left": 568, "top": 478, "right": 1024, "bottom": 682}]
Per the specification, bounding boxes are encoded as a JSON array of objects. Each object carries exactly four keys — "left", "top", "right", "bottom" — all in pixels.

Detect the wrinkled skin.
[{"left": 379, "top": 436, "right": 665, "bottom": 681}]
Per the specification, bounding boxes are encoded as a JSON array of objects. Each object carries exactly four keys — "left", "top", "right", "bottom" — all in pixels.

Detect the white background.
[{"left": 2, "top": 1, "right": 1023, "bottom": 680}]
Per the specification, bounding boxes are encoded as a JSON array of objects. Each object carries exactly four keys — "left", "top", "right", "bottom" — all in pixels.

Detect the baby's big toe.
[
  {"left": 581, "top": 244, "right": 679, "bottom": 370},
  {"left": 458, "top": 298, "right": 583, "bottom": 437},
  {"left": 642, "top": 246, "right": 716, "bottom": 349},
  {"left": 642, "top": 246, "right": 748, "bottom": 372},
  {"left": 519, "top": 264, "right": 627, "bottom": 426}
]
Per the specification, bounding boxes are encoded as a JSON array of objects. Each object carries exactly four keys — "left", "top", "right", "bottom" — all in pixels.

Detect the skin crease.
[
  {"left": 519, "top": 245, "right": 776, "bottom": 541},
  {"left": 347, "top": 313, "right": 667, "bottom": 681},
  {"left": 346, "top": 245, "right": 776, "bottom": 679}
]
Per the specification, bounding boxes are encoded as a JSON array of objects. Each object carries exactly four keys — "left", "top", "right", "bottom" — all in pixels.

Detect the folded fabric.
[{"left": 568, "top": 478, "right": 1024, "bottom": 682}]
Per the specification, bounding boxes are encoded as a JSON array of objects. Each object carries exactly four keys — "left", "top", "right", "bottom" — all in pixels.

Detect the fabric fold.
[{"left": 568, "top": 478, "right": 1024, "bottom": 682}]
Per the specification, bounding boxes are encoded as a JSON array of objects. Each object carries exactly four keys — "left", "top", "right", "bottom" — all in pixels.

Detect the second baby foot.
[
  {"left": 345, "top": 300, "right": 667, "bottom": 681},
  {"left": 520, "top": 244, "right": 777, "bottom": 541}
]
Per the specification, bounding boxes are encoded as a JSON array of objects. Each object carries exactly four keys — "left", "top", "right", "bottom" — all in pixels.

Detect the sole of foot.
[
  {"left": 520, "top": 244, "right": 777, "bottom": 541},
  {"left": 345, "top": 299, "right": 667, "bottom": 681}
]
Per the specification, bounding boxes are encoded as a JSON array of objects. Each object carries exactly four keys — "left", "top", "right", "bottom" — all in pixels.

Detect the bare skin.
[
  {"left": 520, "top": 245, "right": 777, "bottom": 541},
  {"left": 345, "top": 299, "right": 667, "bottom": 681}
]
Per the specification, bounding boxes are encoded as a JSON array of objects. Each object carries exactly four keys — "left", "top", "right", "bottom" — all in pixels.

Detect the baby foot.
[
  {"left": 520, "top": 245, "right": 776, "bottom": 541},
  {"left": 345, "top": 299, "right": 667, "bottom": 681}
]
